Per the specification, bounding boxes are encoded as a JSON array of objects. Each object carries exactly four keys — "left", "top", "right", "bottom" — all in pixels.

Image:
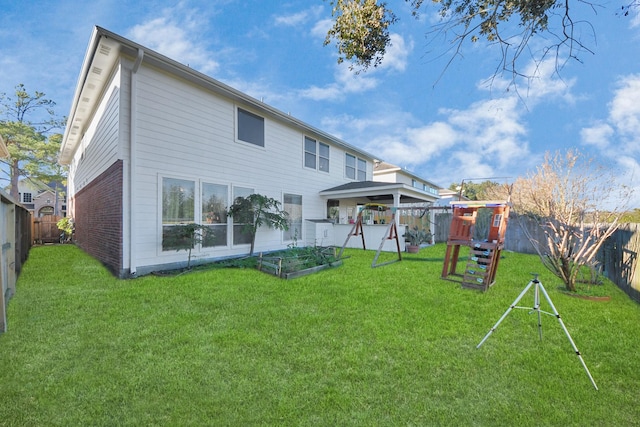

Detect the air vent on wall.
[
  {"left": 91, "top": 66, "right": 102, "bottom": 76},
  {"left": 98, "top": 43, "right": 111, "bottom": 56}
]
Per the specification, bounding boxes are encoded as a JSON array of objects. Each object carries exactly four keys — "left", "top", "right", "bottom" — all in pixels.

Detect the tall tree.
[
  {"left": 0, "top": 84, "right": 65, "bottom": 199},
  {"left": 449, "top": 180, "right": 500, "bottom": 200},
  {"left": 488, "top": 149, "right": 632, "bottom": 292},
  {"left": 324, "top": 0, "right": 638, "bottom": 81}
]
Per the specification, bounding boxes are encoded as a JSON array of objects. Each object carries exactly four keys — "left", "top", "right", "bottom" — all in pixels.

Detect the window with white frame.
[
  {"left": 22, "top": 192, "right": 32, "bottom": 203},
  {"left": 304, "top": 136, "right": 316, "bottom": 169},
  {"left": 283, "top": 194, "right": 302, "bottom": 242},
  {"left": 232, "top": 186, "right": 254, "bottom": 245},
  {"left": 162, "top": 177, "right": 195, "bottom": 251},
  {"left": 345, "top": 154, "right": 356, "bottom": 179},
  {"left": 202, "top": 183, "right": 228, "bottom": 247},
  {"left": 304, "top": 136, "right": 329, "bottom": 172},
  {"left": 319, "top": 142, "right": 329, "bottom": 172},
  {"left": 237, "top": 107, "right": 264, "bottom": 147},
  {"left": 357, "top": 158, "right": 366, "bottom": 181},
  {"left": 346, "top": 154, "right": 367, "bottom": 181}
]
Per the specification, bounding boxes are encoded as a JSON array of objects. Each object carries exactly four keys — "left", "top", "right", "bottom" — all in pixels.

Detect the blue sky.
[{"left": 1, "top": 0, "right": 639, "bottom": 207}]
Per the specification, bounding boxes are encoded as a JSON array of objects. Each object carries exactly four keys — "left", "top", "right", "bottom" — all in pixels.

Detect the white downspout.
[{"left": 129, "top": 48, "right": 144, "bottom": 277}]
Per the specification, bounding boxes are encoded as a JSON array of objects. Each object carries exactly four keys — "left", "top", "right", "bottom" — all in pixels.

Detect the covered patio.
[{"left": 319, "top": 181, "right": 439, "bottom": 252}]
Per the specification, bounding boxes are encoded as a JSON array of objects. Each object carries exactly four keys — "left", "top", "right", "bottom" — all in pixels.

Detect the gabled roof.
[{"left": 60, "top": 26, "right": 379, "bottom": 165}]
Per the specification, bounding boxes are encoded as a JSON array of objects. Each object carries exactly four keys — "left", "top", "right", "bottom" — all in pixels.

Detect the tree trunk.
[{"left": 10, "top": 159, "right": 20, "bottom": 199}]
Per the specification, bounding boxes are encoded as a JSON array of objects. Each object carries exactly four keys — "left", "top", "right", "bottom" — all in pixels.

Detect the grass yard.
[{"left": 1, "top": 244, "right": 639, "bottom": 426}]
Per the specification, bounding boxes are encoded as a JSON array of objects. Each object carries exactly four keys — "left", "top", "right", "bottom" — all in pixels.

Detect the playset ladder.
[{"left": 462, "top": 242, "right": 501, "bottom": 291}]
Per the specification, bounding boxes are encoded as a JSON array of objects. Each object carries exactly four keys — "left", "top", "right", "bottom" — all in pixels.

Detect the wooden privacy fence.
[
  {"left": 32, "top": 215, "right": 62, "bottom": 244},
  {"left": 598, "top": 223, "right": 640, "bottom": 303},
  {"left": 434, "top": 213, "right": 639, "bottom": 302},
  {"left": 1, "top": 191, "right": 32, "bottom": 333}
]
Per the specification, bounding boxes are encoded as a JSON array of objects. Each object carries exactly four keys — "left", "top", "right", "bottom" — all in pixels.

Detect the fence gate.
[{"left": 33, "top": 215, "right": 62, "bottom": 244}]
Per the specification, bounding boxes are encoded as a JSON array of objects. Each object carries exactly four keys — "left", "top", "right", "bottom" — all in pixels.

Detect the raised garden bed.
[{"left": 258, "top": 246, "right": 342, "bottom": 279}]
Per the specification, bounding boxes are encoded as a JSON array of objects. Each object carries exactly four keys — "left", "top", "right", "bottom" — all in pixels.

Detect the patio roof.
[{"left": 319, "top": 181, "right": 438, "bottom": 205}]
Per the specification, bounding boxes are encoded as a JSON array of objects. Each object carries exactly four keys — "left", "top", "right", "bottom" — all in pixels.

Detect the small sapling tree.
[
  {"left": 162, "top": 223, "right": 212, "bottom": 269},
  {"left": 56, "top": 217, "right": 74, "bottom": 243},
  {"left": 227, "top": 193, "right": 289, "bottom": 256}
]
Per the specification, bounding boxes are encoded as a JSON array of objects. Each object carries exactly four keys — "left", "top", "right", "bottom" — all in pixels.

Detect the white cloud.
[
  {"left": 127, "top": 5, "right": 219, "bottom": 75},
  {"left": 630, "top": 7, "right": 640, "bottom": 28},
  {"left": 299, "top": 29, "right": 410, "bottom": 101},
  {"left": 608, "top": 74, "right": 640, "bottom": 148},
  {"left": 274, "top": 6, "right": 323, "bottom": 27},
  {"left": 379, "top": 33, "right": 412, "bottom": 73},
  {"left": 299, "top": 62, "right": 379, "bottom": 101},
  {"left": 580, "top": 122, "right": 614, "bottom": 149},
  {"left": 581, "top": 74, "right": 640, "bottom": 156},
  {"left": 579, "top": 74, "right": 640, "bottom": 207},
  {"left": 369, "top": 121, "right": 458, "bottom": 166},
  {"left": 311, "top": 18, "right": 334, "bottom": 39}
]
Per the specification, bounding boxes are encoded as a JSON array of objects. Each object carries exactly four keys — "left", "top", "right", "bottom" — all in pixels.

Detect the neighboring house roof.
[
  {"left": 433, "top": 188, "right": 470, "bottom": 207},
  {"left": 15, "top": 178, "right": 65, "bottom": 195},
  {"left": 0, "top": 135, "right": 8, "bottom": 158},
  {"left": 320, "top": 180, "right": 437, "bottom": 205},
  {"left": 60, "top": 26, "right": 379, "bottom": 165},
  {"left": 373, "top": 161, "right": 442, "bottom": 190}
]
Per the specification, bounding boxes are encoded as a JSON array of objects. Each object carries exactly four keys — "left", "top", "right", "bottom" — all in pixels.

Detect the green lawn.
[{"left": 1, "top": 244, "right": 639, "bottom": 426}]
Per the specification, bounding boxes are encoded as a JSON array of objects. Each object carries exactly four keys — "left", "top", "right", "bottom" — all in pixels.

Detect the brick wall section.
[{"left": 74, "top": 160, "right": 124, "bottom": 277}]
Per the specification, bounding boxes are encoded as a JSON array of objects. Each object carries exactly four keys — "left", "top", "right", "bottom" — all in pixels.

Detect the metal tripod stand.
[{"left": 477, "top": 273, "right": 598, "bottom": 390}]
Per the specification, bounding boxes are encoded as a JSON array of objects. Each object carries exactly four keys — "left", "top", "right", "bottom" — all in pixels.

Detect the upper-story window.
[
  {"left": 345, "top": 154, "right": 367, "bottom": 181},
  {"left": 237, "top": 107, "right": 264, "bottom": 147},
  {"left": 357, "top": 158, "right": 366, "bottom": 181},
  {"left": 22, "top": 193, "right": 32, "bottom": 203},
  {"left": 304, "top": 136, "right": 329, "bottom": 172},
  {"left": 425, "top": 185, "right": 439, "bottom": 196}
]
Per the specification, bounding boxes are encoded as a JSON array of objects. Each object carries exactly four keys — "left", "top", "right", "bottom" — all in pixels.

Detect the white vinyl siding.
[
  {"left": 73, "top": 62, "right": 375, "bottom": 271},
  {"left": 70, "top": 68, "right": 123, "bottom": 195}
]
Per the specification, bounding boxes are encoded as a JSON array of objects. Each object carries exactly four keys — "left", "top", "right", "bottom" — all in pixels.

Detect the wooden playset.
[{"left": 441, "top": 201, "right": 510, "bottom": 291}]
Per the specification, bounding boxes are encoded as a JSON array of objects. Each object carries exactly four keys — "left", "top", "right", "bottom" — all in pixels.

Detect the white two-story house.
[{"left": 60, "top": 27, "right": 439, "bottom": 277}]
